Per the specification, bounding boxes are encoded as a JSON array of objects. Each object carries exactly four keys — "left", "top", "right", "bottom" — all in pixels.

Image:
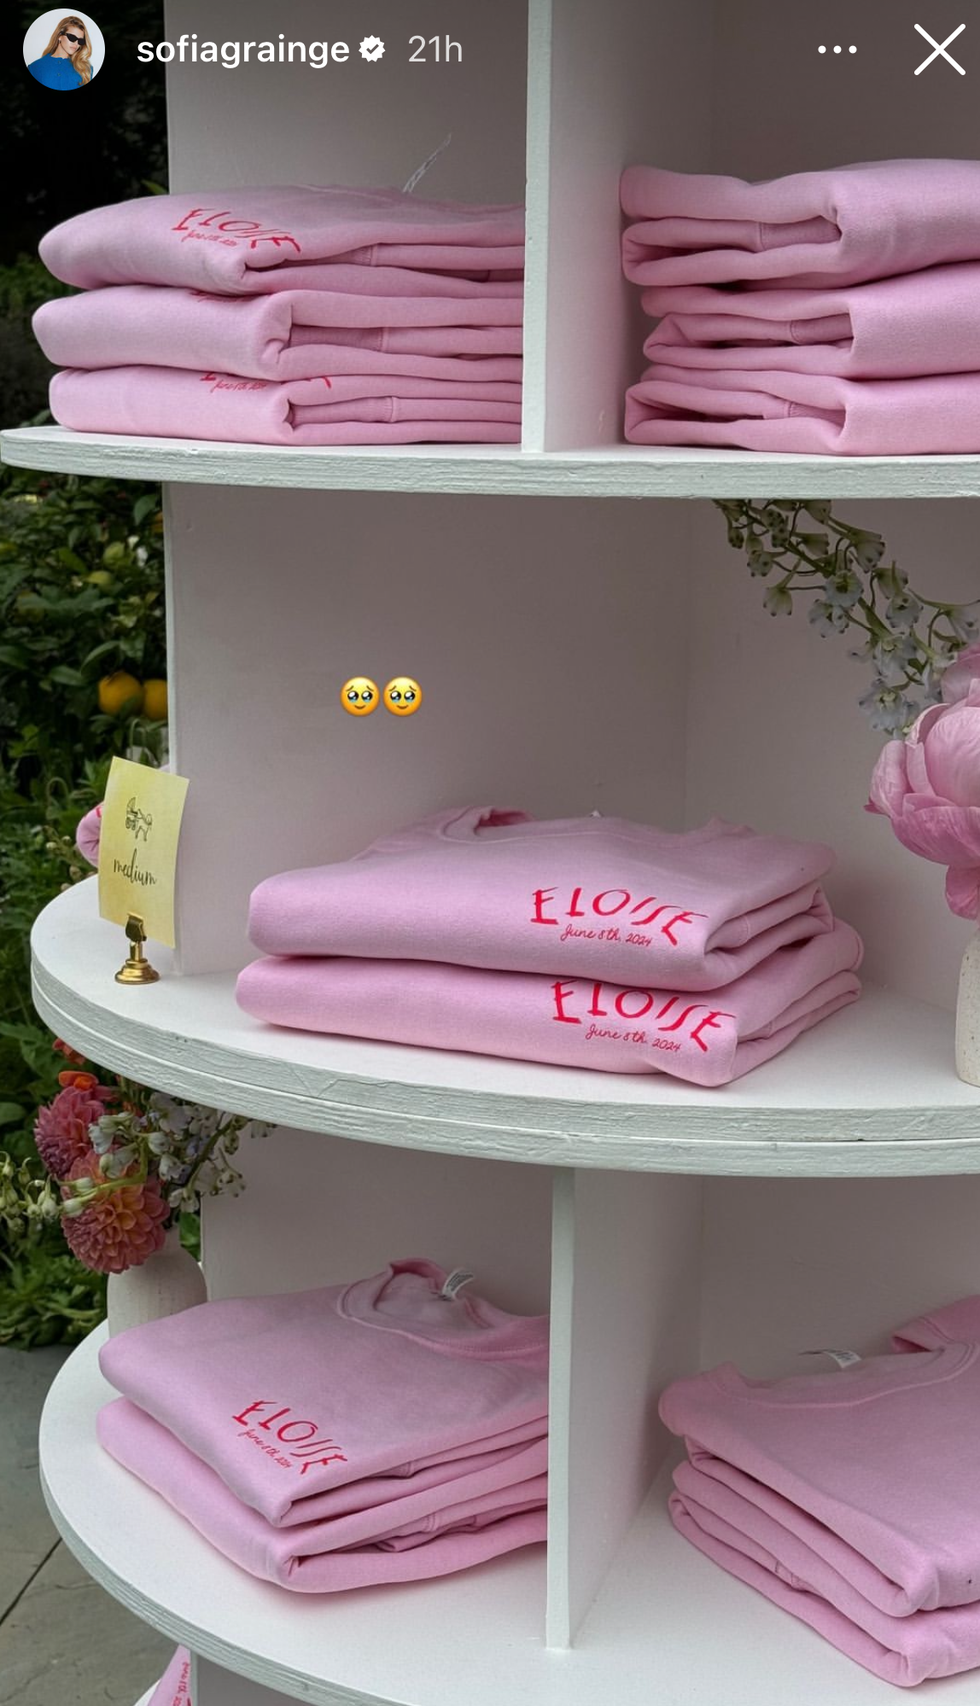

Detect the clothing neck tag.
[
  {"left": 440, "top": 1268, "right": 475, "bottom": 1300},
  {"left": 802, "top": 1348, "right": 862, "bottom": 1369}
]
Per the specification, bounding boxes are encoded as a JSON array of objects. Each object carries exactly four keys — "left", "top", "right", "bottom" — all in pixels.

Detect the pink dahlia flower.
[
  {"left": 868, "top": 655, "right": 980, "bottom": 920},
  {"left": 34, "top": 1084, "right": 116, "bottom": 1179},
  {"left": 61, "top": 1150, "right": 169, "bottom": 1274}
]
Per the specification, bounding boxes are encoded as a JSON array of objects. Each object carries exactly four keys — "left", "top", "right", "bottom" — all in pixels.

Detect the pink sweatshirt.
[
  {"left": 670, "top": 1463, "right": 980, "bottom": 1687},
  {"left": 247, "top": 808, "right": 839, "bottom": 991},
  {"left": 149, "top": 1648, "right": 191, "bottom": 1706},
  {"left": 236, "top": 923, "right": 862, "bottom": 1087},
  {"left": 98, "top": 1259, "right": 549, "bottom": 1526},
  {"left": 662, "top": 1326, "right": 980, "bottom": 1685},
  {"left": 892, "top": 1296, "right": 980, "bottom": 1353},
  {"left": 625, "top": 364, "right": 980, "bottom": 456},
  {"left": 640, "top": 263, "right": 980, "bottom": 381},
  {"left": 39, "top": 186, "right": 525, "bottom": 293},
  {"left": 34, "top": 285, "right": 523, "bottom": 384},
  {"left": 621, "top": 159, "right": 980, "bottom": 290},
  {"left": 50, "top": 367, "right": 522, "bottom": 447},
  {"left": 99, "top": 1399, "right": 546, "bottom": 1591}
]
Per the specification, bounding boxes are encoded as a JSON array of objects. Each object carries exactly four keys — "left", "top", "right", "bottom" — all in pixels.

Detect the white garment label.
[
  {"left": 440, "top": 1268, "right": 475, "bottom": 1300},
  {"left": 802, "top": 1348, "right": 862, "bottom": 1369}
]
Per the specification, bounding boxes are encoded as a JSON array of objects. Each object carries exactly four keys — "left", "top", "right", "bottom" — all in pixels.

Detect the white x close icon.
[{"left": 914, "top": 21, "right": 967, "bottom": 75}]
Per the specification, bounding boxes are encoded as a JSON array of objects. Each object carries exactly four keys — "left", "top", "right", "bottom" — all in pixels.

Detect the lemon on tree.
[
  {"left": 142, "top": 679, "right": 168, "bottom": 721},
  {"left": 98, "top": 672, "right": 144, "bottom": 716}
]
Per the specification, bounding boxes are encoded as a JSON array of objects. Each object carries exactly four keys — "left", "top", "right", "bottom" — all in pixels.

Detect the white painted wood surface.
[
  {"left": 546, "top": 1168, "right": 701, "bottom": 1644},
  {"left": 161, "top": 486, "right": 688, "bottom": 974},
  {"left": 200, "top": 1126, "right": 553, "bottom": 1310},
  {"left": 711, "top": 0, "right": 978, "bottom": 181},
  {"left": 7, "top": 427, "right": 980, "bottom": 497},
  {"left": 163, "top": 0, "right": 527, "bottom": 205},
  {"left": 30, "top": 880, "right": 980, "bottom": 1172},
  {"left": 44, "top": 1328, "right": 980, "bottom": 1706},
  {"left": 700, "top": 1173, "right": 980, "bottom": 1375},
  {"left": 526, "top": 0, "right": 711, "bottom": 452},
  {"left": 957, "top": 933, "right": 980, "bottom": 1088}
]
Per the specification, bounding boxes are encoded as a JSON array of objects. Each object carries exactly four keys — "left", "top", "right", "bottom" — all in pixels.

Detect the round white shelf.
[
  {"left": 44, "top": 1327, "right": 931, "bottom": 1706},
  {"left": 5, "top": 425, "right": 980, "bottom": 499},
  {"left": 31, "top": 880, "right": 980, "bottom": 1176}
]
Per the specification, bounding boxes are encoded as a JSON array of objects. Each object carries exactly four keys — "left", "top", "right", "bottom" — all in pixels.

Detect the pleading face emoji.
[
  {"left": 383, "top": 677, "right": 422, "bottom": 716},
  {"left": 341, "top": 677, "right": 378, "bottom": 716}
]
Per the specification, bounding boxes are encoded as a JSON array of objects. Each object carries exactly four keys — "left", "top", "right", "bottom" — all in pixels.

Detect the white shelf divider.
[
  {"left": 546, "top": 1167, "right": 702, "bottom": 1644},
  {"left": 525, "top": 0, "right": 712, "bottom": 454}
]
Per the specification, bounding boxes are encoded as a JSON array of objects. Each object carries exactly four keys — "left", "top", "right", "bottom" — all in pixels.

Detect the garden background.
[{"left": 0, "top": 1, "right": 168, "bottom": 1344}]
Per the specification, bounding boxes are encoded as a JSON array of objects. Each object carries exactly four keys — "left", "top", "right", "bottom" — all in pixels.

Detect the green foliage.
[
  {"left": 0, "top": 256, "right": 73, "bottom": 427},
  {"left": 0, "top": 463, "right": 166, "bottom": 785},
  {"left": 713, "top": 499, "right": 979, "bottom": 734},
  {"left": 0, "top": 1241, "right": 106, "bottom": 1347},
  {"left": 0, "top": 459, "right": 167, "bottom": 1345}
]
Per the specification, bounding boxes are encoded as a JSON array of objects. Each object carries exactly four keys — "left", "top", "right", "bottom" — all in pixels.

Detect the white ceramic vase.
[
  {"left": 955, "top": 929, "right": 980, "bottom": 1089},
  {"left": 106, "top": 1224, "right": 207, "bottom": 1337}
]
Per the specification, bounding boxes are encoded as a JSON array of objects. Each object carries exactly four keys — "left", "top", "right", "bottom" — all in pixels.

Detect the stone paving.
[{"left": 0, "top": 1344, "right": 172, "bottom": 1706}]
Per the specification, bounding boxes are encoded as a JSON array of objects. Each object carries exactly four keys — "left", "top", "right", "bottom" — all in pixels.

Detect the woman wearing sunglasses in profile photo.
[{"left": 28, "top": 15, "right": 93, "bottom": 88}]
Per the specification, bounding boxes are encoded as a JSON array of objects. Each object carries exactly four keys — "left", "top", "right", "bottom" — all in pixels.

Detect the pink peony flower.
[
  {"left": 75, "top": 803, "right": 102, "bottom": 869},
  {"left": 868, "top": 659, "right": 980, "bottom": 921},
  {"left": 61, "top": 1150, "right": 169, "bottom": 1274},
  {"left": 942, "top": 642, "right": 980, "bottom": 707},
  {"left": 34, "top": 1084, "right": 116, "bottom": 1179}
]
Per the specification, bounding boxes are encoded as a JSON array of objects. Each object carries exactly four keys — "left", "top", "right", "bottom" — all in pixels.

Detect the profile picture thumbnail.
[{"left": 24, "top": 11, "right": 104, "bottom": 90}]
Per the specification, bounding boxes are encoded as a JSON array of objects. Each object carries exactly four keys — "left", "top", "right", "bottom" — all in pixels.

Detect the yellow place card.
[{"left": 98, "top": 757, "right": 189, "bottom": 950}]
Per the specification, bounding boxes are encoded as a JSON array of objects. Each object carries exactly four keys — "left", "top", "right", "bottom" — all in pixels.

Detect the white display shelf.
[
  {"left": 31, "top": 879, "right": 980, "bottom": 1177},
  {"left": 5, "top": 426, "right": 980, "bottom": 499},
  {"left": 46, "top": 1326, "right": 970, "bottom": 1706}
]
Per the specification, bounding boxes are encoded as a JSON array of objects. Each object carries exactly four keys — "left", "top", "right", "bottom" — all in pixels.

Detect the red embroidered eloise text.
[
  {"left": 232, "top": 1400, "right": 348, "bottom": 1475},
  {"left": 172, "top": 206, "right": 301, "bottom": 254}
]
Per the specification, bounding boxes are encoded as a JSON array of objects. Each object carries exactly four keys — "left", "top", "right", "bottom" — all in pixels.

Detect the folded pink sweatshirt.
[
  {"left": 626, "top": 363, "right": 980, "bottom": 455},
  {"left": 892, "top": 1295, "right": 980, "bottom": 1354},
  {"left": 39, "top": 186, "right": 525, "bottom": 293},
  {"left": 669, "top": 1464, "right": 980, "bottom": 1688},
  {"left": 99, "top": 1399, "right": 546, "bottom": 1591},
  {"left": 50, "top": 367, "right": 522, "bottom": 447},
  {"left": 99, "top": 1259, "right": 549, "bottom": 1525},
  {"left": 621, "top": 160, "right": 980, "bottom": 290},
  {"left": 149, "top": 1648, "right": 191, "bottom": 1706},
  {"left": 248, "top": 808, "right": 838, "bottom": 990},
  {"left": 236, "top": 922, "right": 862, "bottom": 1088},
  {"left": 662, "top": 1338, "right": 980, "bottom": 1685},
  {"left": 34, "top": 285, "right": 523, "bottom": 384},
  {"left": 640, "top": 263, "right": 980, "bottom": 381}
]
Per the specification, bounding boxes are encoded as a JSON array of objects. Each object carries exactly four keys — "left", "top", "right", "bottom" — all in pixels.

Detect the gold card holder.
[{"left": 115, "top": 913, "right": 160, "bottom": 986}]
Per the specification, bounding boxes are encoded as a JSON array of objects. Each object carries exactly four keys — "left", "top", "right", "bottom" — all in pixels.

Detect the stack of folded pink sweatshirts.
[
  {"left": 661, "top": 1295, "right": 980, "bottom": 1686},
  {"left": 34, "top": 186, "right": 525, "bottom": 445},
  {"left": 235, "top": 806, "right": 863, "bottom": 1086},
  {"left": 149, "top": 1649, "right": 191, "bottom": 1706},
  {"left": 620, "top": 158, "right": 980, "bottom": 454},
  {"left": 98, "top": 1258, "right": 549, "bottom": 1592}
]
